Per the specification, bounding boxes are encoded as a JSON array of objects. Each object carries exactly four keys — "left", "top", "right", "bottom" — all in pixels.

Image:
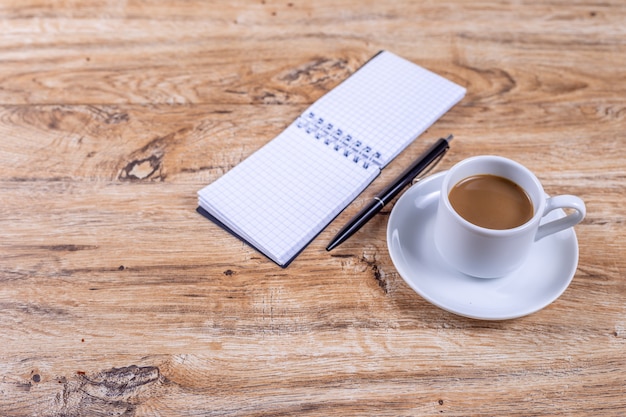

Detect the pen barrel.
[
  {"left": 326, "top": 200, "right": 383, "bottom": 250},
  {"left": 376, "top": 138, "right": 449, "bottom": 205},
  {"left": 339, "top": 200, "right": 383, "bottom": 236},
  {"left": 327, "top": 136, "right": 451, "bottom": 251}
]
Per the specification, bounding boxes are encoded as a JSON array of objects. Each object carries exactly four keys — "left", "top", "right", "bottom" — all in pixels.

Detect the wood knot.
[
  {"left": 279, "top": 57, "right": 351, "bottom": 87},
  {"left": 119, "top": 154, "right": 163, "bottom": 181},
  {"left": 56, "top": 365, "right": 162, "bottom": 416},
  {"left": 79, "top": 365, "right": 160, "bottom": 401},
  {"left": 104, "top": 111, "right": 130, "bottom": 124}
]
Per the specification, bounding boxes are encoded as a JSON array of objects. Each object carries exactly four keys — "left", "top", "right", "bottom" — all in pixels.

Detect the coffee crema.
[{"left": 448, "top": 174, "right": 533, "bottom": 230}]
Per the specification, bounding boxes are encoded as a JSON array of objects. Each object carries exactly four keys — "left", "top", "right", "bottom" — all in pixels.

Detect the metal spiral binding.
[{"left": 295, "top": 112, "right": 383, "bottom": 170}]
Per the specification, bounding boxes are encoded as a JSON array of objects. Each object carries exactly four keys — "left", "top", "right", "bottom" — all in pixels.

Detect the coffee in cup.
[
  {"left": 434, "top": 155, "right": 585, "bottom": 278},
  {"left": 448, "top": 174, "right": 533, "bottom": 230}
]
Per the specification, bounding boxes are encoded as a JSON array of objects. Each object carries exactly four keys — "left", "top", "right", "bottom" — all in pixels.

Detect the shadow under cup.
[{"left": 433, "top": 155, "right": 585, "bottom": 279}]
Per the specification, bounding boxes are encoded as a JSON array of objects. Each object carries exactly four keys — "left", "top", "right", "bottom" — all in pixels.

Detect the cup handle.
[{"left": 535, "top": 195, "right": 586, "bottom": 241}]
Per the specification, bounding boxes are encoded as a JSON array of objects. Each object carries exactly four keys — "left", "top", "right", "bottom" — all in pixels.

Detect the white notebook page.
[{"left": 198, "top": 123, "right": 378, "bottom": 266}]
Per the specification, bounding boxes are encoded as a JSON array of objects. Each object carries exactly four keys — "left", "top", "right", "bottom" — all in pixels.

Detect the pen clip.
[{"left": 411, "top": 150, "right": 447, "bottom": 185}]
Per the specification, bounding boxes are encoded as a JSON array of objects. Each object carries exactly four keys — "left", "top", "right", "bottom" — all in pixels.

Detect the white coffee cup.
[{"left": 433, "top": 155, "right": 586, "bottom": 278}]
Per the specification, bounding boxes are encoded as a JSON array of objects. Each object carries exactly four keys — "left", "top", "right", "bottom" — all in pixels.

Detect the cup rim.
[{"left": 441, "top": 155, "right": 546, "bottom": 236}]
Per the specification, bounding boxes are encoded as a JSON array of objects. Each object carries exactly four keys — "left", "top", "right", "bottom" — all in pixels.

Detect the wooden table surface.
[{"left": 1, "top": 1, "right": 625, "bottom": 416}]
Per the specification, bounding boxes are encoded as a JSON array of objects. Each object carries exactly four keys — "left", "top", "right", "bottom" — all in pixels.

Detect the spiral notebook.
[{"left": 197, "top": 50, "right": 466, "bottom": 267}]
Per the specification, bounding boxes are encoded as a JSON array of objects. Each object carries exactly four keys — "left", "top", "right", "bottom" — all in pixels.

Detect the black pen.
[{"left": 326, "top": 134, "right": 453, "bottom": 251}]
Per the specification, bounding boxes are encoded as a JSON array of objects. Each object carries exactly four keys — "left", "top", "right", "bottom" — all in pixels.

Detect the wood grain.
[{"left": 1, "top": 1, "right": 625, "bottom": 416}]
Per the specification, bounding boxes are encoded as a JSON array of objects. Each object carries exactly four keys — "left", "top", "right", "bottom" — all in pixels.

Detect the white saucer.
[{"left": 387, "top": 171, "right": 579, "bottom": 320}]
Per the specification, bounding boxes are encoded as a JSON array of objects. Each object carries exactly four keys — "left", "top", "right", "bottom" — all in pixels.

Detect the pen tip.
[
  {"left": 445, "top": 134, "right": 454, "bottom": 142},
  {"left": 326, "top": 239, "right": 341, "bottom": 251}
]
